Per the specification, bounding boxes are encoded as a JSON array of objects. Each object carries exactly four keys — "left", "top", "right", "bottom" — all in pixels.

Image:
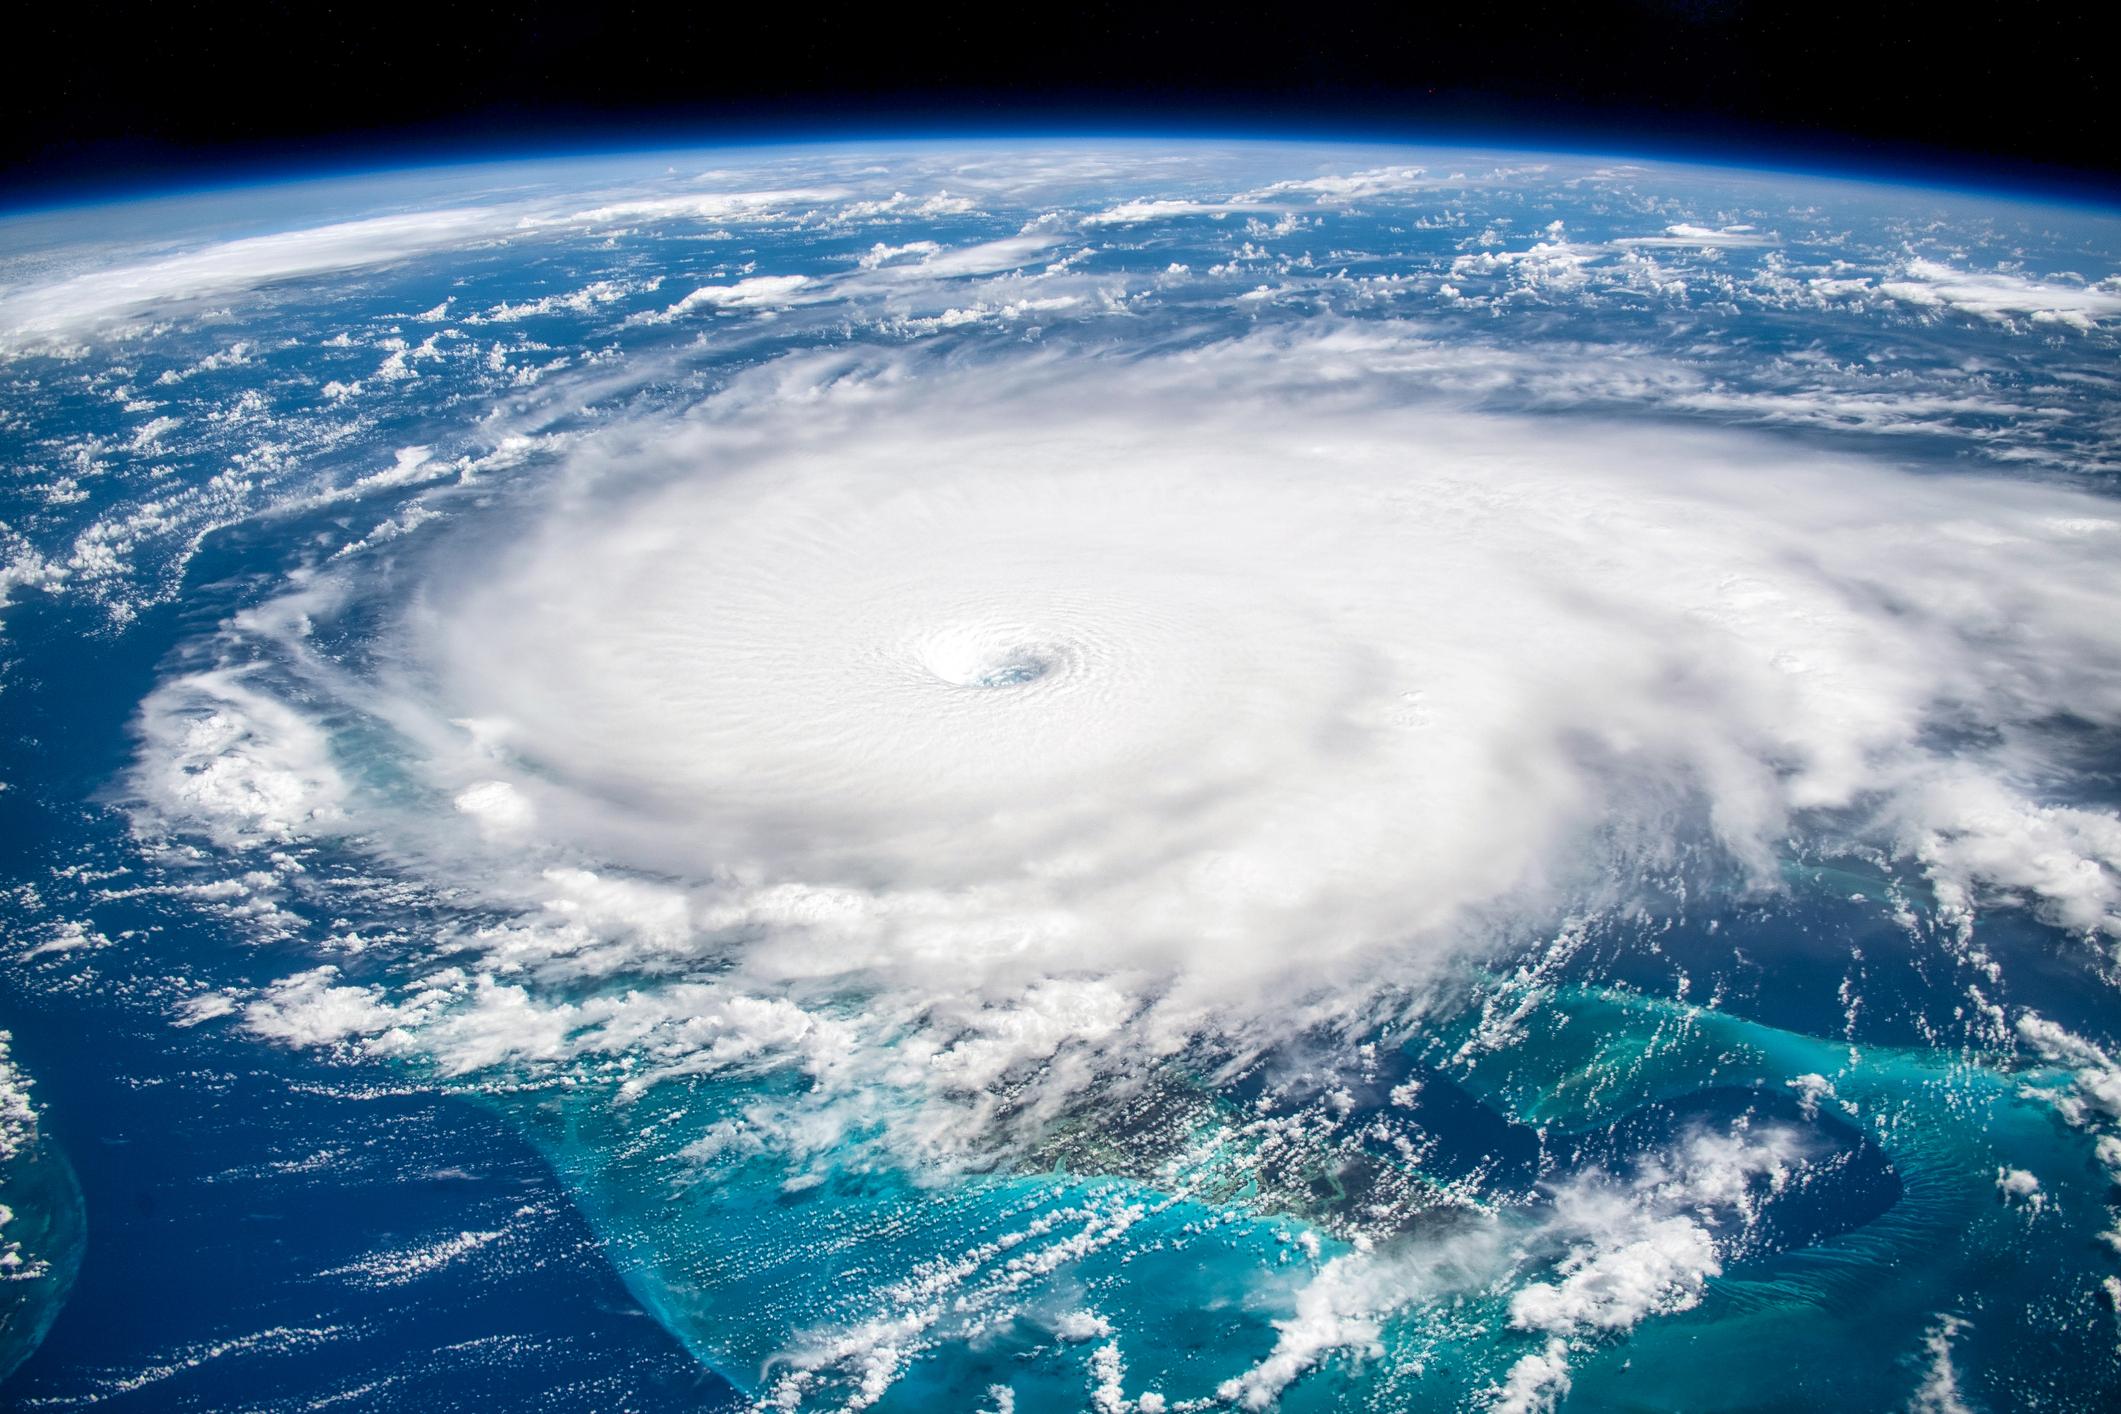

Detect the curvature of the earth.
[{"left": 1, "top": 139, "right": 2120, "bottom": 1412}]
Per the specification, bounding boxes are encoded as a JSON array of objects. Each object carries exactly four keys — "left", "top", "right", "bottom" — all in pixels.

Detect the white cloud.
[
  {"left": 1217, "top": 1250, "right": 1391, "bottom": 1409},
  {"left": 1909, "top": 1315, "right": 1975, "bottom": 1414},
  {"left": 469, "top": 278, "right": 650, "bottom": 323},
  {"left": 1451, "top": 239, "right": 1605, "bottom": 290},
  {"left": 1904, "top": 772, "right": 2121, "bottom": 947},
  {"left": 907, "top": 232, "right": 1068, "bottom": 277},
  {"left": 1491, "top": 1338, "right": 1572, "bottom": 1414},
  {"left": 0, "top": 1033, "right": 39, "bottom": 1164},
  {"left": 1242, "top": 166, "right": 1439, "bottom": 202},
  {"left": 0, "top": 175, "right": 869, "bottom": 354},
  {"left": 1994, "top": 1167, "right": 2042, "bottom": 1206},
  {"left": 857, "top": 240, "right": 944, "bottom": 270},
  {"left": 1613, "top": 223, "right": 1778, "bottom": 248},
  {"left": 1879, "top": 259, "right": 2121, "bottom": 330},
  {"left": 1491, "top": 1126, "right": 1804, "bottom": 1407},
  {"left": 244, "top": 967, "right": 396, "bottom": 1047},
  {"left": 888, "top": 295, "right": 1080, "bottom": 334},
  {"left": 837, "top": 191, "right": 977, "bottom": 220},
  {"left": 453, "top": 779, "right": 534, "bottom": 836},
  {"left": 640, "top": 274, "right": 812, "bottom": 321},
  {"left": 551, "top": 189, "right": 843, "bottom": 227},
  {"left": 1080, "top": 199, "right": 1246, "bottom": 226},
  {"left": 1210, "top": 1123, "right": 1805, "bottom": 1413},
  {"left": 1052, "top": 1309, "right": 1112, "bottom": 1341},
  {"left": 0, "top": 208, "right": 511, "bottom": 355},
  {"left": 131, "top": 669, "right": 349, "bottom": 849},
  {"left": 0, "top": 1033, "right": 51, "bottom": 1280},
  {"left": 2015, "top": 1012, "right": 2121, "bottom": 1123},
  {"left": 319, "top": 1227, "right": 508, "bottom": 1287}
]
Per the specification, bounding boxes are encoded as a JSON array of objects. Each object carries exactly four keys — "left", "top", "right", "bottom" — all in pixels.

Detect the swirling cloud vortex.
[{"left": 396, "top": 340, "right": 2121, "bottom": 1019}]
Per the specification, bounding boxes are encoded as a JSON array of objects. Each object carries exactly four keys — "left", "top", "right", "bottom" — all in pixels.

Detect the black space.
[{"left": 4, "top": 0, "right": 2116, "bottom": 204}]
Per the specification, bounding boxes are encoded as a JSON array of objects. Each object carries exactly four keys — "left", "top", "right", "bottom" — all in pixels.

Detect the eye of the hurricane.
[{"left": 917, "top": 627, "right": 1065, "bottom": 690}]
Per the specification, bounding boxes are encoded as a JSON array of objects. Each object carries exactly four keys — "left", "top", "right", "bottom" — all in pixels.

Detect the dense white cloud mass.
[
  {"left": 1082, "top": 199, "right": 1253, "bottom": 225},
  {"left": 641, "top": 273, "right": 813, "bottom": 320},
  {"left": 0, "top": 209, "right": 513, "bottom": 355},
  {"left": 416, "top": 337, "right": 2121, "bottom": 1001},
  {"left": 1880, "top": 259, "right": 2121, "bottom": 330},
  {"left": 125, "top": 330, "right": 2121, "bottom": 1127},
  {"left": 132, "top": 669, "right": 349, "bottom": 850}
]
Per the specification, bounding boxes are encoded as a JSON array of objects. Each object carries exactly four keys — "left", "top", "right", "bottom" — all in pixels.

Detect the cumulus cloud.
[
  {"left": 0, "top": 1033, "right": 39, "bottom": 1165},
  {"left": 2016, "top": 1012, "right": 2121, "bottom": 1123},
  {"left": 1906, "top": 772, "right": 2121, "bottom": 948},
  {"left": 1241, "top": 166, "right": 1441, "bottom": 202},
  {"left": 639, "top": 274, "right": 812, "bottom": 321},
  {"left": 132, "top": 669, "right": 348, "bottom": 849},
  {"left": 1215, "top": 1123, "right": 1804, "bottom": 1412},
  {"left": 1880, "top": 258, "right": 2121, "bottom": 330},
  {"left": 467, "top": 278, "right": 651, "bottom": 323},
  {"left": 0, "top": 1032, "right": 53, "bottom": 1282},
  {"left": 1612, "top": 223, "right": 1778, "bottom": 248},
  {"left": 836, "top": 190, "right": 977, "bottom": 220},
  {"left": 1451, "top": 236, "right": 1605, "bottom": 290},
  {"left": 1909, "top": 1315, "right": 1975, "bottom": 1414},
  {"left": 1080, "top": 198, "right": 1250, "bottom": 226},
  {"left": 856, "top": 240, "right": 944, "bottom": 270}
]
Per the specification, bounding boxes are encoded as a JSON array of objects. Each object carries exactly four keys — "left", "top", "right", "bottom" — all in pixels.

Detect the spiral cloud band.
[{"left": 388, "top": 339, "right": 2121, "bottom": 1015}]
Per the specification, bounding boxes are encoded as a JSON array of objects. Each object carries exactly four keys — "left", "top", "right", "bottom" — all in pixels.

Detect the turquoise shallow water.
[{"left": 485, "top": 944, "right": 2120, "bottom": 1411}]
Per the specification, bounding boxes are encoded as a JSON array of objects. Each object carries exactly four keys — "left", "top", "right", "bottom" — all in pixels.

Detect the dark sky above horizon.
[{"left": 6, "top": 1, "right": 2115, "bottom": 201}]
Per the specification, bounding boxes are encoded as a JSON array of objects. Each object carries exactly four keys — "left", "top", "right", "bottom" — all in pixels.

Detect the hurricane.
[{"left": 3, "top": 140, "right": 2120, "bottom": 1411}]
